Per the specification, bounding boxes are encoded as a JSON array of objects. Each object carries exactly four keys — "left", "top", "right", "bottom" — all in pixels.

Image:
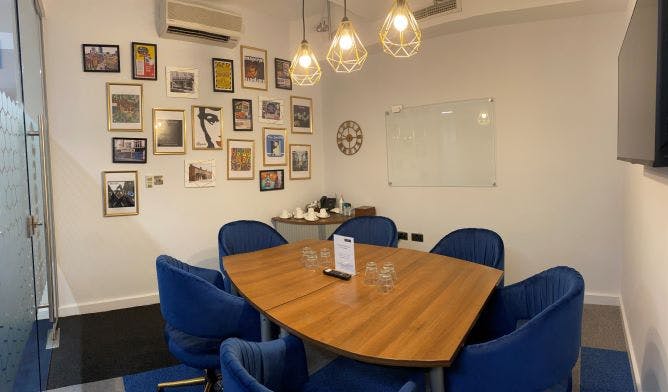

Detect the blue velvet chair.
[
  {"left": 444, "top": 266, "right": 584, "bottom": 391},
  {"left": 220, "top": 335, "right": 425, "bottom": 392},
  {"left": 156, "top": 255, "right": 262, "bottom": 391},
  {"left": 328, "top": 216, "right": 398, "bottom": 247},
  {"left": 218, "top": 220, "right": 288, "bottom": 292},
  {"left": 430, "top": 228, "right": 504, "bottom": 284}
]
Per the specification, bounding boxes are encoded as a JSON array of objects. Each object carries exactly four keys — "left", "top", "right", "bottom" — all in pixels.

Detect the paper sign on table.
[{"left": 333, "top": 234, "right": 356, "bottom": 275}]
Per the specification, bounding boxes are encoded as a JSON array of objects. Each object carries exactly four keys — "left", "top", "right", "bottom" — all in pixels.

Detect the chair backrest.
[
  {"left": 446, "top": 266, "right": 584, "bottom": 391},
  {"left": 430, "top": 228, "right": 504, "bottom": 278},
  {"left": 156, "top": 255, "right": 260, "bottom": 341},
  {"left": 220, "top": 335, "right": 308, "bottom": 392},
  {"left": 328, "top": 216, "right": 398, "bottom": 247}
]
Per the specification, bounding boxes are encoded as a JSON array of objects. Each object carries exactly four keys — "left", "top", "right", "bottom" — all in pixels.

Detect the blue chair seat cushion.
[
  {"left": 303, "top": 357, "right": 425, "bottom": 392},
  {"left": 165, "top": 324, "right": 222, "bottom": 369}
]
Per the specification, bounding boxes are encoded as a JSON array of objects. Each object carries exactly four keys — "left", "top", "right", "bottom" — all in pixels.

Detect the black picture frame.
[
  {"left": 233, "top": 98, "right": 254, "bottom": 131},
  {"left": 131, "top": 42, "right": 157, "bottom": 80},
  {"left": 274, "top": 58, "right": 292, "bottom": 90},
  {"left": 212, "top": 58, "right": 235, "bottom": 93},
  {"left": 112, "top": 137, "right": 147, "bottom": 163},
  {"left": 259, "top": 169, "right": 285, "bottom": 192},
  {"left": 82, "top": 44, "right": 120, "bottom": 73}
]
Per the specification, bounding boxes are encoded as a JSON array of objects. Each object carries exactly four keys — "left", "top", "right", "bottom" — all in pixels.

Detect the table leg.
[
  {"left": 429, "top": 367, "right": 445, "bottom": 392},
  {"left": 279, "top": 328, "right": 289, "bottom": 338},
  {"left": 261, "top": 315, "right": 272, "bottom": 342}
]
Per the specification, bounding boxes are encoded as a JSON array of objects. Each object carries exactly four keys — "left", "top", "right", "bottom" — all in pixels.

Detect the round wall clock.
[{"left": 336, "top": 120, "right": 363, "bottom": 155}]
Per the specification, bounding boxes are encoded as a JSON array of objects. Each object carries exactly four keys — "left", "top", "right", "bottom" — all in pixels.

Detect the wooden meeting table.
[{"left": 223, "top": 239, "right": 503, "bottom": 392}]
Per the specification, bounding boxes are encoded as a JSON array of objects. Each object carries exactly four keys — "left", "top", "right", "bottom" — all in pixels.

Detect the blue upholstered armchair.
[
  {"left": 218, "top": 220, "right": 288, "bottom": 292},
  {"left": 328, "top": 216, "right": 398, "bottom": 247},
  {"left": 444, "top": 266, "right": 584, "bottom": 391},
  {"left": 220, "top": 335, "right": 424, "bottom": 392},
  {"left": 156, "top": 255, "right": 261, "bottom": 391},
  {"left": 430, "top": 228, "right": 504, "bottom": 284}
]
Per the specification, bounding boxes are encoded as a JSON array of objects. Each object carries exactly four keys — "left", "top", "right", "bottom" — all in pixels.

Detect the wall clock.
[{"left": 336, "top": 120, "right": 363, "bottom": 155}]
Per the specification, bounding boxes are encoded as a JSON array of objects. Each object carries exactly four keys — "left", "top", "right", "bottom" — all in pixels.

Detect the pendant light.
[
  {"left": 326, "top": 0, "right": 367, "bottom": 73},
  {"left": 290, "top": 0, "right": 322, "bottom": 86},
  {"left": 379, "top": 0, "right": 421, "bottom": 58}
]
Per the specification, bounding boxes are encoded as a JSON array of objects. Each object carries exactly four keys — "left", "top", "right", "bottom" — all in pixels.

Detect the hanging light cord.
[
  {"left": 302, "top": 0, "right": 306, "bottom": 40},
  {"left": 344, "top": 0, "right": 347, "bottom": 17}
]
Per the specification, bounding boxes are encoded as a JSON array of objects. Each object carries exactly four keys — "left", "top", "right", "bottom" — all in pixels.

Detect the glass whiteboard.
[{"left": 386, "top": 98, "right": 496, "bottom": 187}]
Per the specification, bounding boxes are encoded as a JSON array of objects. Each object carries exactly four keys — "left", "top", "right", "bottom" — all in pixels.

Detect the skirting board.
[
  {"left": 584, "top": 292, "right": 620, "bottom": 306},
  {"left": 620, "top": 298, "right": 641, "bottom": 392},
  {"left": 58, "top": 292, "right": 159, "bottom": 317}
]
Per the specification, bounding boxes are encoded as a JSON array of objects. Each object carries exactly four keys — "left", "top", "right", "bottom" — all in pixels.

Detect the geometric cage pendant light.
[
  {"left": 290, "top": 0, "right": 322, "bottom": 86},
  {"left": 326, "top": 0, "right": 368, "bottom": 73},
  {"left": 379, "top": 0, "right": 422, "bottom": 58}
]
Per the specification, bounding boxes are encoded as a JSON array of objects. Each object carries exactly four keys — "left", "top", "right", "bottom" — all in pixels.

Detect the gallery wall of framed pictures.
[{"left": 91, "top": 40, "right": 317, "bottom": 217}]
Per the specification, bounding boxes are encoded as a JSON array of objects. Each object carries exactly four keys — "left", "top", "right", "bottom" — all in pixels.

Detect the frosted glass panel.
[{"left": 386, "top": 98, "right": 496, "bottom": 187}]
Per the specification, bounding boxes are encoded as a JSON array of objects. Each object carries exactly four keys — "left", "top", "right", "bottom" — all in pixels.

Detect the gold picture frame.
[
  {"left": 102, "top": 170, "right": 139, "bottom": 217},
  {"left": 290, "top": 96, "right": 313, "bottom": 134},
  {"left": 240, "top": 45, "right": 268, "bottom": 91},
  {"left": 191, "top": 105, "right": 223, "bottom": 150},
  {"left": 289, "top": 144, "right": 311, "bottom": 180},
  {"left": 153, "top": 108, "right": 186, "bottom": 155},
  {"left": 106, "top": 82, "right": 143, "bottom": 131},
  {"left": 262, "top": 127, "right": 287, "bottom": 166},
  {"left": 227, "top": 139, "right": 255, "bottom": 180}
]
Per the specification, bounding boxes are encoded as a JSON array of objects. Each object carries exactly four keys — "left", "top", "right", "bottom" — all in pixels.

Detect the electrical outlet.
[
  {"left": 398, "top": 231, "right": 408, "bottom": 240},
  {"left": 411, "top": 233, "right": 424, "bottom": 242}
]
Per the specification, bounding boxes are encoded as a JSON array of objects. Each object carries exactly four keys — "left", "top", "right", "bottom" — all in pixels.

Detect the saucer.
[
  {"left": 293, "top": 214, "right": 304, "bottom": 219},
  {"left": 304, "top": 215, "right": 319, "bottom": 221},
  {"left": 317, "top": 213, "right": 330, "bottom": 218}
]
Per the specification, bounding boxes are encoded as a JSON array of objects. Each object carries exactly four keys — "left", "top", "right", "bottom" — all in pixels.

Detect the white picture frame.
[{"left": 166, "top": 66, "right": 199, "bottom": 98}]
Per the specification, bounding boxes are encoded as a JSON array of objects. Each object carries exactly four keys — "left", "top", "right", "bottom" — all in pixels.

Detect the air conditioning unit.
[{"left": 158, "top": 0, "right": 242, "bottom": 48}]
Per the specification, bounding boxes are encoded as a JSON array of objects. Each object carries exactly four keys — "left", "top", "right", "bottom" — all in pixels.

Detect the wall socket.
[
  {"left": 398, "top": 231, "right": 408, "bottom": 240},
  {"left": 411, "top": 233, "right": 424, "bottom": 242}
]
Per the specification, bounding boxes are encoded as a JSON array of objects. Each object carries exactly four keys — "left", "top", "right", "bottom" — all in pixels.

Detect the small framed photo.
[
  {"left": 259, "top": 96, "right": 284, "bottom": 124},
  {"left": 259, "top": 169, "right": 284, "bottom": 192},
  {"left": 233, "top": 99, "right": 253, "bottom": 131},
  {"left": 82, "top": 44, "right": 120, "bottom": 72},
  {"left": 153, "top": 109, "right": 186, "bottom": 155},
  {"left": 212, "top": 58, "right": 234, "bottom": 93},
  {"left": 227, "top": 139, "right": 255, "bottom": 180},
  {"left": 132, "top": 42, "right": 157, "bottom": 80},
  {"left": 192, "top": 106, "right": 223, "bottom": 150},
  {"left": 112, "top": 137, "right": 147, "bottom": 163},
  {"left": 290, "top": 96, "right": 313, "bottom": 134},
  {"left": 166, "top": 66, "right": 199, "bottom": 98},
  {"left": 275, "top": 58, "right": 292, "bottom": 90},
  {"left": 290, "top": 144, "right": 311, "bottom": 180},
  {"left": 102, "top": 170, "right": 138, "bottom": 217},
  {"left": 241, "top": 45, "right": 267, "bottom": 90},
  {"left": 185, "top": 159, "right": 216, "bottom": 188},
  {"left": 262, "top": 127, "right": 287, "bottom": 166},
  {"left": 107, "top": 83, "right": 143, "bottom": 131}
]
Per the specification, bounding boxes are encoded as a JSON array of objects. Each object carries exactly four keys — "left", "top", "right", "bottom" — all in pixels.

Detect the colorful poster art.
[
  {"left": 241, "top": 46, "right": 267, "bottom": 90},
  {"left": 213, "top": 58, "right": 234, "bottom": 92},
  {"left": 233, "top": 99, "right": 253, "bottom": 131},
  {"left": 132, "top": 42, "right": 157, "bottom": 80}
]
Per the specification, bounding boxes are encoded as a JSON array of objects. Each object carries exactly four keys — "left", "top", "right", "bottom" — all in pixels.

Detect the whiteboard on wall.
[{"left": 385, "top": 98, "right": 496, "bottom": 187}]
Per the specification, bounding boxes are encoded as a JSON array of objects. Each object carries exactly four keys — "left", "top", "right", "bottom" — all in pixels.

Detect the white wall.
[
  {"left": 321, "top": 11, "right": 628, "bottom": 300},
  {"left": 42, "top": 0, "right": 325, "bottom": 315}
]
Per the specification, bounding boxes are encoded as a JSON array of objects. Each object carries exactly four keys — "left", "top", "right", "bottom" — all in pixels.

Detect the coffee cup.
[
  {"left": 318, "top": 208, "right": 328, "bottom": 217},
  {"left": 308, "top": 207, "right": 315, "bottom": 215},
  {"left": 280, "top": 209, "right": 291, "bottom": 219}
]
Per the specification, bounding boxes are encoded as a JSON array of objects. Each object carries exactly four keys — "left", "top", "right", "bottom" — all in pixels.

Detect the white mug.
[
  {"left": 308, "top": 207, "right": 315, "bottom": 215},
  {"left": 280, "top": 209, "right": 290, "bottom": 218}
]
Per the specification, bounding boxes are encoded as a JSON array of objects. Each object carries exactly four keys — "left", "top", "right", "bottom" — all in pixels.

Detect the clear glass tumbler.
[
  {"left": 320, "top": 248, "right": 332, "bottom": 268},
  {"left": 364, "top": 262, "right": 379, "bottom": 285},
  {"left": 301, "top": 246, "right": 313, "bottom": 266},
  {"left": 378, "top": 272, "right": 394, "bottom": 293},
  {"left": 304, "top": 251, "right": 319, "bottom": 270},
  {"left": 382, "top": 262, "right": 397, "bottom": 283}
]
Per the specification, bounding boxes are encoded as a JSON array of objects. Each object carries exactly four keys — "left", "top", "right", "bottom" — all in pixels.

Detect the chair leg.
[{"left": 156, "top": 376, "right": 206, "bottom": 391}]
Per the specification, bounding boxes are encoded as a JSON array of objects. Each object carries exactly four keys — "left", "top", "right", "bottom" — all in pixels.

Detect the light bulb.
[
  {"left": 298, "top": 54, "right": 312, "bottom": 68},
  {"left": 339, "top": 33, "right": 353, "bottom": 50},
  {"left": 393, "top": 14, "right": 408, "bottom": 32}
]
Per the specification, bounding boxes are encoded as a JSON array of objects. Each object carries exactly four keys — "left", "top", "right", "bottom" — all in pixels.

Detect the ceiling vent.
[
  {"left": 414, "top": 0, "right": 461, "bottom": 20},
  {"left": 158, "top": 0, "right": 242, "bottom": 48}
]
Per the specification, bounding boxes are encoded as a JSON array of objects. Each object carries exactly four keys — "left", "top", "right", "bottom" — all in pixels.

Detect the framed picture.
[
  {"left": 290, "top": 96, "right": 313, "bottom": 134},
  {"left": 106, "top": 83, "right": 143, "bottom": 131},
  {"left": 233, "top": 99, "right": 253, "bottom": 131},
  {"left": 212, "top": 58, "right": 234, "bottom": 93},
  {"left": 262, "top": 127, "right": 287, "bottom": 166},
  {"left": 259, "top": 169, "right": 285, "bottom": 192},
  {"left": 131, "top": 42, "right": 157, "bottom": 80},
  {"left": 185, "top": 159, "right": 216, "bottom": 188},
  {"left": 289, "top": 144, "right": 311, "bottom": 180},
  {"left": 112, "top": 137, "right": 147, "bottom": 163},
  {"left": 259, "top": 96, "right": 284, "bottom": 124},
  {"left": 275, "top": 58, "right": 292, "bottom": 90},
  {"left": 227, "top": 139, "right": 255, "bottom": 180},
  {"left": 102, "top": 170, "right": 138, "bottom": 217},
  {"left": 241, "top": 45, "right": 267, "bottom": 90},
  {"left": 166, "top": 66, "right": 199, "bottom": 98},
  {"left": 153, "top": 109, "right": 186, "bottom": 155},
  {"left": 82, "top": 44, "right": 120, "bottom": 72},
  {"left": 192, "top": 106, "right": 223, "bottom": 150}
]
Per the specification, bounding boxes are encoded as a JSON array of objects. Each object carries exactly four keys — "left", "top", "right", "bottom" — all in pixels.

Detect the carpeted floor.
[{"left": 44, "top": 304, "right": 636, "bottom": 391}]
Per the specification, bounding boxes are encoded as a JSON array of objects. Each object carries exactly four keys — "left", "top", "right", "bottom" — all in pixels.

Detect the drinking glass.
[
  {"left": 319, "top": 248, "right": 332, "bottom": 268},
  {"left": 304, "top": 252, "right": 319, "bottom": 270},
  {"left": 301, "top": 246, "right": 313, "bottom": 266},
  {"left": 378, "top": 272, "right": 394, "bottom": 293},
  {"left": 382, "top": 262, "right": 397, "bottom": 283},
  {"left": 364, "top": 262, "right": 378, "bottom": 285}
]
